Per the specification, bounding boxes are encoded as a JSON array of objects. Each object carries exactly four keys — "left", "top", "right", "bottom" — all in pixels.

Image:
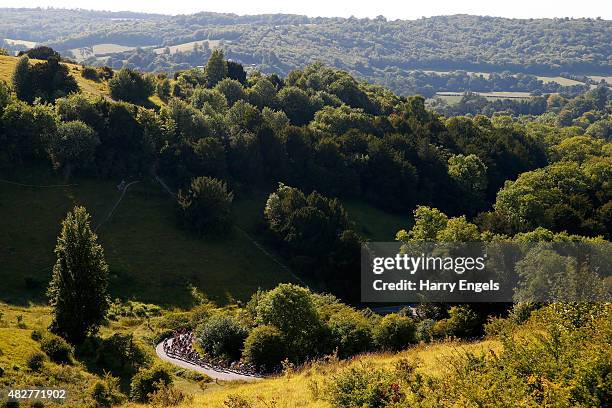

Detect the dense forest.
[{"left": 0, "top": 9, "right": 610, "bottom": 97}]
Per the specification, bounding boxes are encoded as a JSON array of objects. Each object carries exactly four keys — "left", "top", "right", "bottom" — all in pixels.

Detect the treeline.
[
  {"left": 1, "top": 9, "right": 610, "bottom": 94},
  {"left": 431, "top": 86, "right": 612, "bottom": 138},
  {"left": 3, "top": 52, "right": 610, "bottom": 241},
  {"left": 365, "top": 70, "right": 590, "bottom": 98},
  {"left": 1, "top": 53, "right": 549, "bottom": 218}
]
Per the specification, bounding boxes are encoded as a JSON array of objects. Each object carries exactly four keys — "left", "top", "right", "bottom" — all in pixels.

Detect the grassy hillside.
[
  {"left": 0, "top": 55, "right": 108, "bottom": 99},
  {"left": 193, "top": 339, "right": 501, "bottom": 407},
  {"left": 0, "top": 301, "right": 501, "bottom": 408},
  {"left": 0, "top": 168, "right": 298, "bottom": 307},
  {"left": 1, "top": 167, "right": 407, "bottom": 307}
]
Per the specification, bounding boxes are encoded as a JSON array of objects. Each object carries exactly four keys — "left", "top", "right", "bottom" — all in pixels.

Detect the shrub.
[
  {"left": 255, "top": 284, "right": 325, "bottom": 362},
  {"left": 40, "top": 334, "right": 73, "bottom": 364},
  {"left": 242, "top": 325, "right": 286, "bottom": 372},
  {"left": 26, "top": 352, "right": 46, "bottom": 371},
  {"left": 328, "top": 310, "right": 373, "bottom": 358},
  {"left": 432, "top": 319, "right": 449, "bottom": 338},
  {"left": 92, "top": 334, "right": 150, "bottom": 377},
  {"left": 224, "top": 395, "right": 252, "bottom": 408},
  {"left": 130, "top": 366, "right": 172, "bottom": 402},
  {"left": 148, "top": 381, "right": 192, "bottom": 407},
  {"left": 109, "top": 68, "right": 154, "bottom": 104},
  {"left": 416, "top": 319, "right": 436, "bottom": 342},
  {"left": 445, "top": 305, "right": 479, "bottom": 338},
  {"left": 325, "top": 364, "right": 403, "bottom": 408},
  {"left": 30, "top": 329, "right": 43, "bottom": 341},
  {"left": 97, "top": 66, "right": 114, "bottom": 80},
  {"left": 177, "top": 176, "right": 234, "bottom": 236},
  {"left": 509, "top": 302, "right": 537, "bottom": 325},
  {"left": 196, "top": 314, "right": 247, "bottom": 360},
  {"left": 483, "top": 315, "right": 514, "bottom": 337},
  {"left": 81, "top": 66, "right": 99, "bottom": 81},
  {"left": 89, "top": 375, "right": 125, "bottom": 408},
  {"left": 373, "top": 313, "right": 416, "bottom": 351}
]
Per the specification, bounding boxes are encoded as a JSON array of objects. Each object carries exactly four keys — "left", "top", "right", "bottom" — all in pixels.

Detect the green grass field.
[
  {"left": 0, "top": 169, "right": 298, "bottom": 307},
  {"left": 153, "top": 39, "right": 222, "bottom": 55},
  {"left": 0, "top": 168, "right": 407, "bottom": 307}
]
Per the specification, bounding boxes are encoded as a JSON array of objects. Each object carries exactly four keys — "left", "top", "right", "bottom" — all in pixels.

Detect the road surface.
[{"left": 155, "top": 341, "right": 262, "bottom": 382}]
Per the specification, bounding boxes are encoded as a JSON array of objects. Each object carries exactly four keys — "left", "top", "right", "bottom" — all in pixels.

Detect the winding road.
[{"left": 155, "top": 341, "right": 262, "bottom": 382}]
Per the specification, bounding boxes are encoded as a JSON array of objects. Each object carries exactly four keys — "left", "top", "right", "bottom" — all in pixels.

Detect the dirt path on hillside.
[
  {"left": 95, "top": 180, "right": 139, "bottom": 232},
  {"left": 152, "top": 172, "right": 303, "bottom": 283}
]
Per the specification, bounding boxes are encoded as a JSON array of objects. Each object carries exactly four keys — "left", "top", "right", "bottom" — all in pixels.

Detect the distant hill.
[{"left": 0, "top": 9, "right": 610, "bottom": 96}]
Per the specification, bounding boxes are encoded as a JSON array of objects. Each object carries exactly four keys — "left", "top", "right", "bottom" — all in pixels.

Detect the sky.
[{"left": 1, "top": 0, "right": 611, "bottom": 20}]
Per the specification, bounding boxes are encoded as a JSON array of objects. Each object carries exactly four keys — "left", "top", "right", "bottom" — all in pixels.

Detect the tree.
[
  {"left": 445, "top": 305, "right": 479, "bottom": 337},
  {"left": 191, "top": 87, "right": 228, "bottom": 111},
  {"left": 214, "top": 78, "right": 246, "bottom": 107},
  {"left": 242, "top": 325, "right": 286, "bottom": 372},
  {"left": 177, "top": 176, "right": 234, "bottom": 236},
  {"left": 130, "top": 366, "right": 172, "bottom": 402},
  {"left": 196, "top": 314, "right": 247, "bottom": 360},
  {"left": 255, "top": 284, "right": 324, "bottom": 362},
  {"left": 205, "top": 49, "right": 228, "bottom": 87},
  {"left": 47, "top": 206, "right": 110, "bottom": 344},
  {"left": 227, "top": 60, "right": 247, "bottom": 84},
  {"left": 328, "top": 310, "right": 373, "bottom": 358},
  {"left": 1, "top": 100, "right": 57, "bottom": 163},
  {"left": 12, "top": 55, "right": 32, "bottom": 102},
  {"left": 447, "top": 153, "right": 488, "bottom": 212},
  {"left": 49, "top": 120, "right": 99, "bottom": 175},
  {"left": 373, "top": 313, "right": 416, "bottom": 351},
  {"left": 109, "top": 68, "right": 154, "bottom": 104},
  {"left": 23, "top": 46, "right": 60, "bottom": 60},
  {"left": 277, "top": 86, "right": 314, "bottom": 125},
  {"left": 13, "top": 56, "right": 79, "bottom": 103}
]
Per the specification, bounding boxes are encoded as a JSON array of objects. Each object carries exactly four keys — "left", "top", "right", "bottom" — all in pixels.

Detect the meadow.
[
  {"left": 0, "top": 168, "right": 297, "bottom": 306},
  {"left": 1, "top": 165, "right": 407, "bottom": 307}
]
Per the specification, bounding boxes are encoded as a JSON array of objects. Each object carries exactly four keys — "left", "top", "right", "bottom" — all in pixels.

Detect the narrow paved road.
[{"left": 155, "top": 341, "right": 262, "bottom": 382}]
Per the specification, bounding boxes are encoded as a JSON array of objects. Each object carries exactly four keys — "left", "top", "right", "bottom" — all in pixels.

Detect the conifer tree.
[
  {"left": 48, "top": 206, "right": 110, "bottom": 344},
  {"left": 205, "top": 49, "right": 228, "bottom": 87}
]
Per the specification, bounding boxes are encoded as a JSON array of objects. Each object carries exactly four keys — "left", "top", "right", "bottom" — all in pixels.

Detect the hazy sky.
[{"left": 2, "top": 0, "right": 611, "bottom": 19}]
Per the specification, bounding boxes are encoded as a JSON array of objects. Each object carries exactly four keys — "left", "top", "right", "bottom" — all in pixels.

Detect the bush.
[
  {"left": 196, "top": 314, "right": 247, "bottom": 360},
  {"left": 89, "top": 375, "right": 124, "bottom": 408},
  {"left": 177, "top": 176, "right": 234, "bottom": 236},
  {"left": 242, "top": 325, "right": 286, "bottom": 372},
  {"left": 224, "top": 395, "right": 252, "bottom": 408},
  {"left": 130, "top": 366, "right": 172, "bottom": 402},
  {"left": 88, "top": 334, "right": 150, "bottom": 377},
  {"left": 255, "top": 284, "right": 325, "bottom": 362},
  {"left": 26, "top": 352, "right": 46, "bottom": 371},
  {"left": 148, "top": 381, "right": 192, "bottom": 407},
  {"left": 416, "top": 319, "right": 436, "bottom": 342},
  {"left": 328, "top": 310, "right": 373, "bottom": 358},
  {"left": 509, "top": 302, "right": 537, "bottom": 325},
  {"left": 325, "top": 364, "right": 403, "bottom": 408},
  {"left": 373, "top": 313, "right": 416, "bottom": 351},
  {"left": 97, "top": 66, "right": 114, "bottom": 80},
  {"left": 81, "top": 66, "right": 99, "bottom": 81},
  {"left": 109, "top": 68, "right": 154, "bottom": 104},
  {"left": 40, "top": 334, "right": 73, "bottom": 364},
  {"left": 445, "top": 305, "right": 479, "bottom": 338},
  {"left": 432, "top": 319, "right": 449, "bottom": 338},
  {"left": 30, "top": 329, "right": 43, "bottom": 341}
]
